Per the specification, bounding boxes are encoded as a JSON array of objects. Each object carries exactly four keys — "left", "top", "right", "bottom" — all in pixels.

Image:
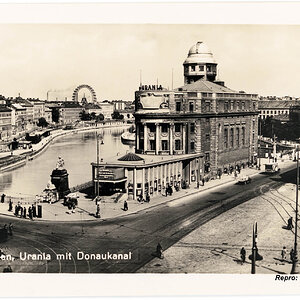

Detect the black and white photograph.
[{"left": 1, "top": 1, "right": 300, "bottom": 298}]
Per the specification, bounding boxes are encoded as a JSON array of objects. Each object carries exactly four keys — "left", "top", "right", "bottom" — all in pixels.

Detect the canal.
[{"left": 0, "top": 126, "right": 133, "bottom": 198}]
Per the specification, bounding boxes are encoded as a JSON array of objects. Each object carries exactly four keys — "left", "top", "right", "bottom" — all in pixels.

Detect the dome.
[
  {"left": 118, "top": 152, "right": 144, "bottom": 161},
  {"left": 184, "top": 41, "right": 216, "bottom": 64}
]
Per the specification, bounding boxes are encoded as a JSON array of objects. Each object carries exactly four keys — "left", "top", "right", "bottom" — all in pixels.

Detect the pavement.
[
  {"left": 138, "top": 160, "right": 299, "bottom": 274},
  {"left": 0, "top": 156, "right": 293, "bottom": 223}
]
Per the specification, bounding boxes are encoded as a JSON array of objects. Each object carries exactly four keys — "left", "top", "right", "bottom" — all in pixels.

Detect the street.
[{"left": 0, "top": 163, "right": 297, "bottom": 273}]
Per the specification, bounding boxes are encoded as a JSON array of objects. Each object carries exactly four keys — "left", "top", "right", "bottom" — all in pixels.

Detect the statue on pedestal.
[{"left": 51, "top": 156, "right": 70, "bottom": 200}]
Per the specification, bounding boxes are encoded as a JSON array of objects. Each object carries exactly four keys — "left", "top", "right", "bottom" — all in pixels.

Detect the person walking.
[
  {"left": 28, "top": 207, "right": 33, "bottom": 220},
  {"left": 240, "top": 247, "right": 246, "bottom": 264},
  {"left": 8, "top": 223, "right": 13, "bottom": 236},
  {"left": 1, "top": 194, "right": 5, "bottom": 203},
  {"left": 281, "top": 246, "right": 287, "bottom": 260},
  {"left": 8, "top": 200, "right": 13, "bottom": 212},
  {"left": 290, "top": 248, "right": 295, "bottom": 262},
  {"left": 23, "top": 207, "right": 27, "bottom": 219},
  {"left": 96, "top": 203, "right": 100, "bottom": 218},
  {"left": 156, "top": 243, "right": 163, "bottom": 259},
  {"left": 123, "top": 200, "right": 128, "bottom": 211},
  {"left": 287, "top": 217, "right": 294, "bottom": 230},
  {"left": 32, "top": 204, "right": 37, "bottom": 218}
]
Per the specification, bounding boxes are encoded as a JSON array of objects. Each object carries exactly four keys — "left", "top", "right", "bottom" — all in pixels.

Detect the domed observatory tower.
[{"left": 183, "top": 41, "right": 217, "bottom": 84}]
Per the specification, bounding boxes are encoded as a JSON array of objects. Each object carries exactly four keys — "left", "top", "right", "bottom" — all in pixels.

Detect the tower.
[{"left": 183, "top": 41, "right": 218, "bottom": 84}]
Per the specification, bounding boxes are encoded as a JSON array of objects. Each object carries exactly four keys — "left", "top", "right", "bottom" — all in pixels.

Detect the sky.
[{"left": 1, "top": 24, "right": 300, "bottom": 101}]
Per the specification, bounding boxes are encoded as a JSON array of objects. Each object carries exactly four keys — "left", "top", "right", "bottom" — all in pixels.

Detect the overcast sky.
[{"left": 1, "top": 24, "right": 300, "bottom": 101}]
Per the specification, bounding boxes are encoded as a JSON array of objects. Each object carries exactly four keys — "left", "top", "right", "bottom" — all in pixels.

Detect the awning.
[{"left": 94, "top": 178, "right": 127, "bottom": 184}]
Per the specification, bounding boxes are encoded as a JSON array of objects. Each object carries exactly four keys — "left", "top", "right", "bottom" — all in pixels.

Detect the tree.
[
  {"left": 52, "top": 108, "right": 60, "bottom": 123},
  {"left": 111, "top": 111, "right": 124, "bottom": 120},
  {"left": 96, "top": 113, "right": 104, "bottom": 122},
  {"left": 37, "top": 117, "right": 48, "bottom": 128},
  {"left": 79, "top": 111, "right": 92, "bottom": 121}
]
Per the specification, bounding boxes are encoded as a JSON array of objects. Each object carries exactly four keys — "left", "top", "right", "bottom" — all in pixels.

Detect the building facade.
[
  {"left": 92, "top": 41, "right": 259, "bottom": 201},
  {"left": 59, "top": 102, "right": 82, "bottom": 125},
  {"left": 0, "top": 106, "right": 12, "bottom": 142}
]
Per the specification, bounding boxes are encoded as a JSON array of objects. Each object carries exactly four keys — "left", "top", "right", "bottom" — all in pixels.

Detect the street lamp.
[{"left": 291, "top": 149, "right": 299, "bottom": 274}]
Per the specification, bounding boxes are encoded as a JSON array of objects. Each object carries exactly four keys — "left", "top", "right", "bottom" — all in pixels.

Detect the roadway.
[{"left": 0, "top": 163, "right": 297, "bottom": 273}]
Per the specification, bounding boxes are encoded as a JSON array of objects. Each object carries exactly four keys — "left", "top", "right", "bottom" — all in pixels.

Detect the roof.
[
  {"left": 61, "top": 102, "right": 83, "bottom": 108},
  {"left": 176, "top": 79, "right": 237, "bottom": 93},
  {"left": 0, "top": 105, "right": 11, "bottom": 112},
  {"left": 258, "top": 100, "right": 300, "bottom": 109},
  {"left": 84, "top": 103, "right": 101, "bottom": 109},
  {"left": 11, "top": 103, "right": 26, "bottom": 110},
  {"left": 118, "top": 153, "right": 144, "bottom": 161},
  {"left": 92, "top": 152, "right": 202, "bottom": 168}
]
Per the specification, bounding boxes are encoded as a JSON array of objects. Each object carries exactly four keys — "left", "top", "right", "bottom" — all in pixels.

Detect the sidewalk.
[{"left": 0, "top": 157, "right": 294, "bottom": 222}]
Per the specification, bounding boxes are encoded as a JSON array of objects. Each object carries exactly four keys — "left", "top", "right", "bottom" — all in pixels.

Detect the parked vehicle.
[{"left": 264, "top": 162, "right": 280, "bottom": 174}]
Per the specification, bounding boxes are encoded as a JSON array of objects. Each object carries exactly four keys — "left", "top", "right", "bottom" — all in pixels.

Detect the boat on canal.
[{"left": 121, "top": 131, "right": 135, "bottom": 145}]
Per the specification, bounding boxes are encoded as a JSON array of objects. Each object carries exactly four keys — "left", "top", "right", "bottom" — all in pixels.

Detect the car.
[{"left": 237, "top": 175, "right": 252, "bottom": 184}]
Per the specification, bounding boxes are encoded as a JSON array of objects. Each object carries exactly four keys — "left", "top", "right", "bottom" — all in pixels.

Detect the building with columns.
[{"left": 92, "top": 41, "right": 259, "bottom": 201}]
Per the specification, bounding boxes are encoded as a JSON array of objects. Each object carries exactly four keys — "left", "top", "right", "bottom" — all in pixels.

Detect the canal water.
[{"left": 0, "top": 127, "right": 133, "bottom": 198}]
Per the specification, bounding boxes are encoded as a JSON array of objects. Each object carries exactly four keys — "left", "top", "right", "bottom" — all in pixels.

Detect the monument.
[{"left": 50, "top": 157, "right": 70, "bottom": 199}]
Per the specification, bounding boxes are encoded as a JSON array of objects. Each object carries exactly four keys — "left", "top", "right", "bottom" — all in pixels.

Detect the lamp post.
[{"left": 291, "top": 149, "right": 299, "bottom": 274}]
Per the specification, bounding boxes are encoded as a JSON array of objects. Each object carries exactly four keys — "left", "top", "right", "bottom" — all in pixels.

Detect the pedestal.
[{"left": 51, "top": 168, "right": 70, "bottom": 199}]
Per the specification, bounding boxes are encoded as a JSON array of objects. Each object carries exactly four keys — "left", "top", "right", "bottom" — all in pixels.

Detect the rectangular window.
[
  {"left": 149, "top": 124, "right": 155, "bottom": 133},
  {"left": 224, "top": 128, "right": 228, "bottom": 148},
  {"left": 175, "top": 123, "right": 181, "bottom": 132},
  {"left": 191, "top": 65, "right": 196, "bottom": 72},
  {"left": 236, "top": 101, "right": 239, "bottom": 111},
  {"left": 161, "top": 124, "right": 168, "bottom": 133},
  {"left": 236, "top": 128, "right": 240, "bottom": 147},
  {"left": 242, "top": 127, "right": 245, "bottom": 145},
  {"left": 150, "top": 140, "right": 155, "bottom": 150},
  {"left": 206, "top": 133, "right": 210, "bottom": 142},
  {"left": 175, "top": 140, "right": 181, "bottom": 150},
  {"left": 189, "top": 102, "right": 194, "bottom": 112},
  {"left": 205, "top": 152, "right": 210, "bottom": 161},
  {"left": 190, "top": 123, "right": 195, "bottom": 133},
  {"left": 190, "top": 141, "right": 195, "bottom": 151},
  {"left": 253, "top": 102, "right": 256, "bottom": 110},
  {"left": 230, "top": 101, "right": 234, "bottom": 110},
  {"left": 199, "top": 65, "right": 204, "bottom": 71},
  {"left": 162, "top": 140, "right": 168, "bottom": 150},
  {"left": 230, "top": 128, "right": 234, "bottom": 147},
  {"left": 224, "top": 101, "right": 229, "bottom": 111},
  {"left": 176, "top": 102, "right": 181, "bottom": 112},
  {"left": 242, "top": 102, "right": 245, "bottom": 110},
  {"left": 206, "top": 118, "right": 210, "bottom": 123},
  {"left": 205, "top": 101, "right": 210, "bottom": 112}
]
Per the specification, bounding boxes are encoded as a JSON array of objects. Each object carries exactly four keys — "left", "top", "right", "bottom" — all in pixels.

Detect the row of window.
[
  {"left": 176, "top": 100, "right": 255, "bottom": 113},
  {"left": 185, "top": 65, "right": 216, "bottom": 73},
  {"left": 260, "top": 110, "right": 288, "bottom": 115},
  {"left": 224, "top": 127, "right": 246, "bottom": 149},
  {"left": 147, "top": 139, "right": 195, "bottom": 152}
]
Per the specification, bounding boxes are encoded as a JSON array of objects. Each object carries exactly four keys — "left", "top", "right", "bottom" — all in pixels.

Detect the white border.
[{"left": 0, "top": 1, "right": 300, "bottom": 298}]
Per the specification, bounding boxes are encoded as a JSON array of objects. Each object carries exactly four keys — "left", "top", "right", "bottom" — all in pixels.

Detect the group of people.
[
  {"left": 137, "top": 193, "right": 151, "bottom": 203},
  {"left": 10, "top": 201, "right": 38, "bottom": 220},
  {"left": 165, "top": 186, "right": 173, "bottom": 196},
  {"left": 240, "top": 246, "right": 297, "bottom": 264},
  {"left": 281, "top": 246, "right": 297, "bottom": 262}
]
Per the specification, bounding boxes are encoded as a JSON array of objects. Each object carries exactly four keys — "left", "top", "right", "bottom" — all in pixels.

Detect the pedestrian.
[
  {"left": 96, "top": 203, "right": 100, "bottom": 218},
  {"left": 169, "top": 187, "right": 173, "bottom": 196},
  {"left": 14, "top": 205, "right": 17, "bottom": 216},
  {"left": 287, "top": 217, "right": 294, "bottom": 230},
  {"left": 281, "top": 246, "right": 287, "bottom": 260},
  {"left": 146, "top": 193, "right": 150, "bottom": 203},
  {"left": 8, "top": 200, "right": 12, "bottom": 212},
  {"left": 165, "top": 187, "right": 168, "bottom": 197},
  {"left": 1, "top": 194, "right": 5, "bottom": 203},
  {"left": 28, "top": 207, "right": 33, "bottom": 220},
  {"left": 124, "top": 200, "right": 128, "bottom": 211},
  {"left": 19, "top": 206, "right": 23, "bottom": 217},
  {"left": 23, "top": 207, "right": 27, "bottom": 219},
  {"left": 240, "top": 247, "right": 246, "bottom": 264},
  {"left": 201, "top": 178, "right": 205, "bottom": 186},
  {"left": 156, "top": 242, "right": 163, "bottom": 259},
  {"left": 290, "top": 248, "right": 295, "bottom": 262},
  {"left": 8, "top": 223, "right": 12, "bottom": 236},
  {"left": 197, "top": 181, "right": 200, "bottom": 188},
  {"left": 32, "top": 204, "right": 37, "bottom": 218}
]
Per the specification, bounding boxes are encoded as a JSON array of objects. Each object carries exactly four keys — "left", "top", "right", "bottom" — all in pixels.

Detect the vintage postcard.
[{"left": 0, "top": 1, "right": 300, "bottom": 298}]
